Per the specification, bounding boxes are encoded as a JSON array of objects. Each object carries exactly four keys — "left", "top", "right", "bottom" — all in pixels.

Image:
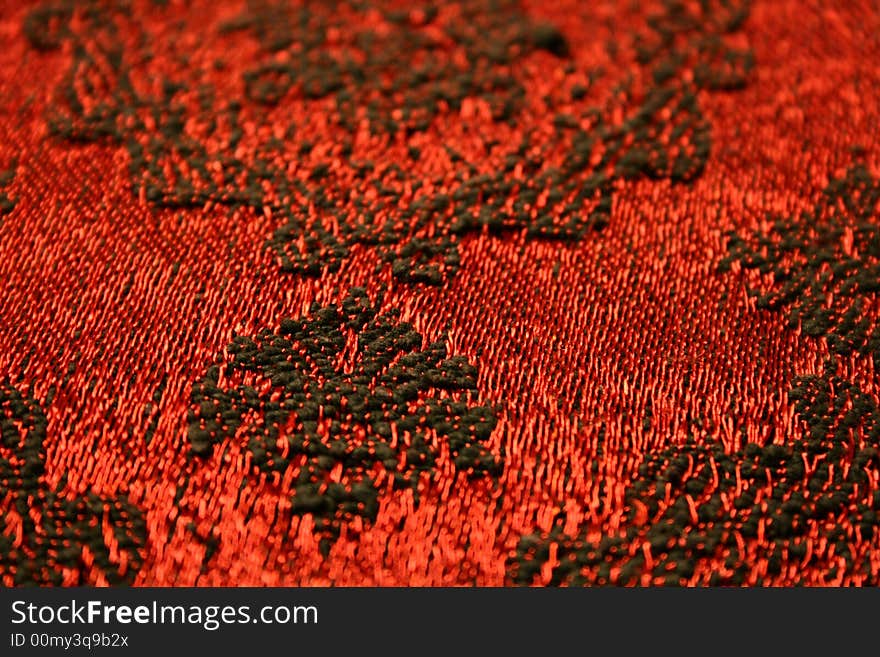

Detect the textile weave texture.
[{"left": 1, "top": 0, "right": 880, "bottom": 586}]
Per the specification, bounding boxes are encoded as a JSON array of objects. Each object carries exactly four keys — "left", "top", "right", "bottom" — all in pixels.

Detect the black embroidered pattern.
[
  {"left": 512, "top": 163, "right": 880, "bottom": 586},
  {"left": 0, "top": 166, "right": 16, "bottom": 220},
  {"left": 25, "top": 0, "right": 752, "bottom": 285},
  {"left": 0, "top": 382, "right": 147, "bottom": 586},
  {"left": 721, "top": 164, "right": 880, "bottom": 364},
  {"left": 187, "top": 289, "right": 501, "bottom": 552},
  {"left": 509, "top": 365, "right": 880, "bottom": 586},
  {"left": 228, "top": 0, "right": 551, "bottom": 128}
]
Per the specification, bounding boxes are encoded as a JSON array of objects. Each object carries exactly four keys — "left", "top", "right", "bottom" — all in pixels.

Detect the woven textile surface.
[{"left": 1, "top": 0, "right": 879, "bottom": 586}]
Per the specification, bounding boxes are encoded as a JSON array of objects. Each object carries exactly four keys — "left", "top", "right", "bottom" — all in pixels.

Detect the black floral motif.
[
  {"left": 721, "top": 164, "right": 880, "bottom": 364},
  {"left": 0, "top": 382, "right": 147, "bottom": 586},
  {"left": 0, "top": 166, "right": 16, "bottom": 220},
  {"left": 510, "top": 364, "right": 880, "bottom": 586},
  {"left": 26, "top": 0, "right": 753, "bottom": 285},
  {"left": 187, "top": 289, "right": 501, "bottom": 551},
  {"left": 514, "top": 163, "right": 880, "bottom": 586},
  {"left": 227, "top": 0, "right": 550, "bottom": 129}
]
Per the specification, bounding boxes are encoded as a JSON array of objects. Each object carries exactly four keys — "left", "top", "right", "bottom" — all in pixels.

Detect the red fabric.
[{"left": 1, "top": 0, "right": 879, "bottom": 586}]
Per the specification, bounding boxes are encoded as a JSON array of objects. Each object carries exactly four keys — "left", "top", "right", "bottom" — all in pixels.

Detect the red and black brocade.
[{"left": 0, "top": 0, "right": 879, "bottom": 586}]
